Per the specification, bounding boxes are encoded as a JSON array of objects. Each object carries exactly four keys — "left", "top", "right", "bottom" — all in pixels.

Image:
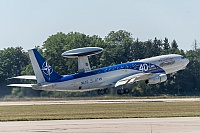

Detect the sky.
[{"left": 1, "top": 0, "right": 200, "bottom": 51}]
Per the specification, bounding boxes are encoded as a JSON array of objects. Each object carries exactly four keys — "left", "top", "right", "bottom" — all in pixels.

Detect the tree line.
[{"left": 0, "top": 30, "right": 200, "bottom": 98}]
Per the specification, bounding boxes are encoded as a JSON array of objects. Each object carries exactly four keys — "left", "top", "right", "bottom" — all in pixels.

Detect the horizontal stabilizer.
[
  {"left": 7, "top": 84, "right": 35, "bottom": 88},
  {"left": 8, "top": 75, "right": 36, "bottom": 80}
]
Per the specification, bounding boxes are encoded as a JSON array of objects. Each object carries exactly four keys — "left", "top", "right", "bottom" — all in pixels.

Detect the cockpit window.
[{"left": 181, "top": 56, "right": 185, "bottom": 59}]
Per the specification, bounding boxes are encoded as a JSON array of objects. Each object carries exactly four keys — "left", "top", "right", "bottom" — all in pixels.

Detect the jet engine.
[{"left": 145, "top": 74, "right": 167, "bottom": 84}]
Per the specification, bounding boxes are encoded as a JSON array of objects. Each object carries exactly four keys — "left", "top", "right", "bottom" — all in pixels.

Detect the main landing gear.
[
  {"left": 117, "top": 86, "right": 129, "bottom": 95},
  {"left": 97, "top": 88, "right": 109, "bottom": 95},
  {"left": 97, "top": 87, "right": 130, "bottom": 95}
]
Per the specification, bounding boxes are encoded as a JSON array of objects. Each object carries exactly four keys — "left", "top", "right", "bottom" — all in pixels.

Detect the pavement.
[
  {"left": 0, "top": 98, "right": 200, "bottom": 106},
  {"left": 0, "top": 98, "right": 200, "bottom": 133},
  {"left": 0, "top": 117, "right": 200, "bottom": 133}
]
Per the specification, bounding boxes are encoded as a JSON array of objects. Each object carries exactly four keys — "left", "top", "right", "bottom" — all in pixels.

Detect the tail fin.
[{"left": 28, "top": 49, "right": 62, "bottom": 83}]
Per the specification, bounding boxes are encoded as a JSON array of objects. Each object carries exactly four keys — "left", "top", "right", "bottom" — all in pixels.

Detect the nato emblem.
[{"left": 41, "top": 61, "right": 53, "bottom": 80}]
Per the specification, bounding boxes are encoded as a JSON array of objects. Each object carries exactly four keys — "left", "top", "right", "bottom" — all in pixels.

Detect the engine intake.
[{"left": 145, "top": 74, "right": 167, "bottom": 84}]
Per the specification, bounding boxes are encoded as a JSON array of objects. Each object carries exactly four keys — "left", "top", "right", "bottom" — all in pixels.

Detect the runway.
[
  {"left": 0, "top": 98, "right": 200, "bottom": 106},
  {"left": 0, "top": 98, "right": 199, "bottom": 132},
  {"left": 0, "top": 117, "right": 199, "bottom": 133}
]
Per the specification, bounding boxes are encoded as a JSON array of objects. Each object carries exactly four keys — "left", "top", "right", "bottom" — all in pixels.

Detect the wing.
[
  {"left": 115, "top": 73, "right": 153, "bottom": 87},
  {"left": 7, "top": 84, "right": 35, "bottom": 88},
  {"left": 7, "top": 75, "right": 36, "bottom": 80}
]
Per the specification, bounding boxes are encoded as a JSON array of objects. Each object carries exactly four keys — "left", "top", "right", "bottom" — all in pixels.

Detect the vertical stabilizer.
[{"left": 28, "top": 49, "right": 62, "bottom": 83}]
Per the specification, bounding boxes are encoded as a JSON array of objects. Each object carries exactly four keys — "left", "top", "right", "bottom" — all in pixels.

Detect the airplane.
[{"left": 8, "top": 47, "right": 189, "bottom": 95}]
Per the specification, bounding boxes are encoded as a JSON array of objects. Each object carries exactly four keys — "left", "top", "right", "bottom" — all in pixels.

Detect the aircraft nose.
[
  {"left": 185, "top": 58, "right": 189, "bottom": 64},
  {"left": 183, "top": 58, "right": 189, "bottom": 66}
]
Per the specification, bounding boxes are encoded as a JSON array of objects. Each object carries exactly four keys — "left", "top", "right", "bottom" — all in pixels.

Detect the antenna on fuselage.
[{"left": 61, "top": 47, "right": 103, "bottom": 73}]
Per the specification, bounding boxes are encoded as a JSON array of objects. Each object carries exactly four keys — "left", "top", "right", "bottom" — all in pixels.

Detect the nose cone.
[
  {"left": 182, "top": 58, "right": 189, "bottom": 66},
  {"left": 185, "top": 58, "right": 189, "bottom": 65}
]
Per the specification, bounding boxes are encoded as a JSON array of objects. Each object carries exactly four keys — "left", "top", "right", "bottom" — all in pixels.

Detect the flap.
[{"left": 115, "top": 73, "right": 152, "bottom": 87}]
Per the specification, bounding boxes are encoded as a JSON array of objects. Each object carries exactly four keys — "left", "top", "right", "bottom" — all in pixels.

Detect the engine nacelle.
[{"left": 145, "top": 74, "right": 167, "bottom": 84}]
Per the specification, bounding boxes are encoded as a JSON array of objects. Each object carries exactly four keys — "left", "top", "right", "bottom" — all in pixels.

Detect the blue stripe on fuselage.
[{"left": 56, "top": 62, "right": 165, "bottom": 83}]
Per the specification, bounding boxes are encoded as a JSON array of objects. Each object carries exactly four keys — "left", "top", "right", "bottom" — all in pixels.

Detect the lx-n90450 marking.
[{"left": 8, "top": 47, "right": 189, "bottom": 94}]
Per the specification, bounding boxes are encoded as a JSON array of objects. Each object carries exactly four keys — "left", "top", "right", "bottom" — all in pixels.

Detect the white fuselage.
[{"left": 33, "top": 54, "right": 189, "bottom": 91}]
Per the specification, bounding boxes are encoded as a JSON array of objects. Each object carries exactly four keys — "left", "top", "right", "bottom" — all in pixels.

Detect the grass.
[
  {"left": 1, "top": 95, "right": 199, "bottom": 101},
  {"left": 0, "top": 101, "right": 200, "bottom": 121}
]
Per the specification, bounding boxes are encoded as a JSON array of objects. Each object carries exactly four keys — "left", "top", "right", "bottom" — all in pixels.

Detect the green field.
[{"left": 0, "top": 101, "right": 200, "bottom": 121}]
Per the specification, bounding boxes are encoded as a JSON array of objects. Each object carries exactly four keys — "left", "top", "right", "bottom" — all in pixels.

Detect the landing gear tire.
[
  {"left": 98, "top": 88, "right": 109, "bottom": 95},
  {"left": 117, "top": 88, "right": 129, "bottom": 95},
  {"left": 117, "top": 89, "right": 124, "bottom": 95},
  {"left": 100, "top": 89, "right": 104, "bottom": 95},
  {"left": 104, "top": 88, "right": 109, "bottom": 94},
  {"left": 124, "top": 88, "right": 129, "bottom": 94}
]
